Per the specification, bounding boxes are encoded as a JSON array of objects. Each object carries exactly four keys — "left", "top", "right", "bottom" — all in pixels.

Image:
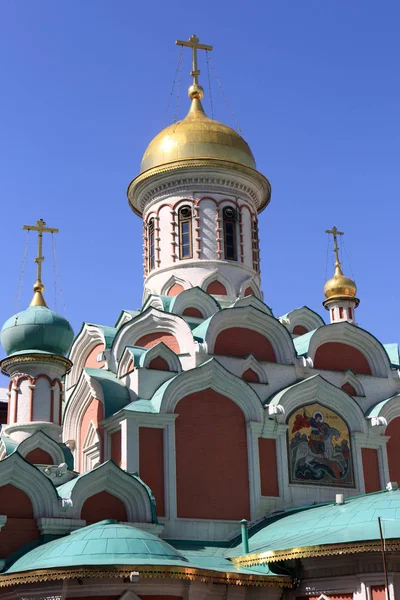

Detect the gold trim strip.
[
  {"left": 232, "top": 538, "right": 400, "bottom": 566},
  {"left": 1, "top": 353, "right": 72, "bottom": 376},
  {"left": 0, "top": 564, "right": 292, "bottom": 589}
]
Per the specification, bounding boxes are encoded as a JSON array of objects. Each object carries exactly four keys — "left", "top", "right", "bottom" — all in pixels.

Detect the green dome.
[
  {"left": 1, "top": 305, "right": 74, "bottom": 357},
  {"left": 6, "top": 521, "right": 189, "bottom": 573}
]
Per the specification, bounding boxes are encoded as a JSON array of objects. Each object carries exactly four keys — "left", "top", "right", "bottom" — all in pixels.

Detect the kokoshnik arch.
[{"left": 0, "top": 33, "right": 399, "bottom": 600}]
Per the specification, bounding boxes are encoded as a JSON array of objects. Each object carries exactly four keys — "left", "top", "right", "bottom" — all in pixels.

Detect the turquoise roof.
[
  {"left": 383, "top": 343, "right": 400, "bottom": 368},
  {"left": 1, "top": 306, "right": 74, "bottom": 357},
  {"left": 83, "top": 368, "right": 130, "bottom": 418},
  {"left": 229, "top": 488, "right": 400, "bottom": 558},
  {"left": 0, "top": 437, "right": 18, "bottom": 456},
  {"left": 142, "top": 295, "right": 174, "bottom": 313},
  {"left": 293, "top": 329, "right": 316, "bottom": 356},
  {"left": 5, "top": 521, "right": 189, "bottom": 573},
  {"left": 114, "top": 310, "right": 140, "bottom": 328},
  {"left": 365, "top": 393, "right": 400, "bottom": 418}
]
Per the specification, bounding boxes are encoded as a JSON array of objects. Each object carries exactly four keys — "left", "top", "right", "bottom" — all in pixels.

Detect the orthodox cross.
[
  {"left": 23, "top": 219, "right": 59, "bottom": 285},
  {"left": 326, "top": 226, "right": 344, "bottom": 266},
  {"left": 176, "top": 34, "right": 213, "bottom": 85}
]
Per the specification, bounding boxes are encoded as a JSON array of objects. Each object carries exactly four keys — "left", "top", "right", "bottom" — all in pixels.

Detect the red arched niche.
[
  {"left": 341, "top": 383, "right": 357, "bottom": 396},
  {"left": 175, "top": 389, "right": 250, "bottom": 520},
  {"left": 214, "top": 328, "right": 276, "bottom": 362},
  {"left": 0, "top": 485, "right": 40, "bottom": 557},
  {"left": 387, "top": 417, "right": 400, "bottom": 484},
  {"left": 244, "top": 287, "right": 254, "bottom": 296},
  {"left": 182, "top": 307, "right": 203, "bottom": 318},
  {"left": 206, "top": 281, "right": 227, "bottom": 295},
  {"left": 148, "top": 356, "right": 169, "bottom": 371},
  {"left": 85, "top": 343, "right": 105, "bottom": 368},
  {"left": 293, "top": 325, "right": 308, "bottom": 336},
  {"left": 242, "top": 368, "right": 259, "bottom": 383},
  {"left": 135, "top": 332, "right": 180, "bottom": 353},
  {"left": 25, "top": 448, "right": 53, "bottom": 465},
  {"left": 167, "top": 284, "right": 184, "bottom": 296},
  {"left": 314, "top": 342, "right": 372, "bottom": 375},
  {"left": 81, "top": 490, "right": 128, "bottom": 523}
]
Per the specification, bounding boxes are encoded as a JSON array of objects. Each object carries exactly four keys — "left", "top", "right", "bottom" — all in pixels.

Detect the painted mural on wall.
[{"left": 288, "top": 403, "right": 354, "bottom": 487}]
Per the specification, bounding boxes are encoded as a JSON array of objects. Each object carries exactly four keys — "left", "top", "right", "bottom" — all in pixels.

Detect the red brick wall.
[
  {"left": 25, "top": 448, "right": 53, "bottom": 465},
  {"left": 386, "top": 417, "right": 400, "bottom": 484},
  {"left": 0, "top": 485, "right": 39, "bottom": 557},
  {"left": 371, "top": 587, "right": 386, "bottom": 600},
  {"left": 206, "top": 281, "right": 227, "bottom": 295},
  {"left": 111, "top": 430, "right": 122, "bottom": 467},
  {"left": 314, "top": 342, "right": 372, "bottom": 375},
  {"left": 149, "top": 356, "right": 169, "bottom": 371},
  {"left": 362, "top": 448, "right": 381, "bottom": 493},
  {"left": 259, "top": 438, "right": 279, "bottom": 496},
  {"left": 80, "top": 398, "right": 104, "bottom": 471},
  {"left": 85, "top": 343, "right": 105, "bottom": 368},
  {"left": 214, "top": 327, "right": 276, "bottom": 362},
  {"left": 81, "top": 490, "right": 128, "bottom": 523},
  {"left": 139, "top": 427, "right": 165, "bottom": 517},
  {"left": 168, "top": 284, "right": 184, "bottom": 296},
  {"left": 175, "top": 389, "right": 250, "bottom": 519},
  {"left": 135, "top": 332, "right": 180, "bottom": 353}
]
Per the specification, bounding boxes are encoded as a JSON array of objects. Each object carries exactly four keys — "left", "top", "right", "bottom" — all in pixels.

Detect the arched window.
[
  {"left": 178, "top": 206, "right": 192, "bottom": 259},
  {"left": 223, "top": 206, "right": 237, "bottom": 261},
  {"left": 148, "top": 218, "right": 155, "bottom": 271}
]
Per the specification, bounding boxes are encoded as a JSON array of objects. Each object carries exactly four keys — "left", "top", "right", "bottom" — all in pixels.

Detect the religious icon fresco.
[{"left": 288, "top": 403, "right": 354, "bottom": 487}]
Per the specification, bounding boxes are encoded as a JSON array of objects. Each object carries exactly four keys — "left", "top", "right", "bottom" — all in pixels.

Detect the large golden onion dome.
[
  {"left": 323, "top": 264, "right": 359, "bottom": 307},
  {"left": 140, "top": 96, "right": 256, "bottom": 173}
]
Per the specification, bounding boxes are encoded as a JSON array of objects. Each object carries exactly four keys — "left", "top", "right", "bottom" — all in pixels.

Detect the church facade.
[{"left": 0, "top": 35, "right": 399, "bottom": 600}]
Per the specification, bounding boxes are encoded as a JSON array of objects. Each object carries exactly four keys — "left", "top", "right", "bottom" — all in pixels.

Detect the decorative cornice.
[
  {"left": 231, "top": 537, "right": 400, "bottom": 565},
  {"left": 1, "top": 353, "right": 72, "bottom": 376},
  {"left": 0, "top": 564, "right": 291, "bottom": 588},
  {"left": 127, "top": 160, "right": 271, "bottom": 216}
]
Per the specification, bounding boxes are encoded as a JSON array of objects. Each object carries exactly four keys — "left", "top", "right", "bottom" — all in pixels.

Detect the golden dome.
[
  {"left": 140, "top": 97, "right": 256, "bottom": 173},
  {"left": 323, "top": 264, "right": 359, "bottom": 306}
]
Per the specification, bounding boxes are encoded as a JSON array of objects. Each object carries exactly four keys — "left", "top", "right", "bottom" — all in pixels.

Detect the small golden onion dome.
[
  {"left": 323, "top": 264, "right": 359, "bottom": 306},
  {"left": 140, "top": 94, "right": 256, "bottom": 173}
]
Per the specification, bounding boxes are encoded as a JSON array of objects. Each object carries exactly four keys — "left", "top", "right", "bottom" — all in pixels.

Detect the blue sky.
[{"left": 0, "top": 0, "right": 399, "bottom": 374}]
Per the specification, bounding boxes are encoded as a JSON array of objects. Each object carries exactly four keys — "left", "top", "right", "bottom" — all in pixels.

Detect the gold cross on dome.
[
  {"left": 23, "top": 219, "right": 59, "bottom": 306},
  {"left": 326, "top": 226, "right": 344, "bottom": 267},
  {"left": 176, "top": 34, "right": 213, "bottom": 85}
]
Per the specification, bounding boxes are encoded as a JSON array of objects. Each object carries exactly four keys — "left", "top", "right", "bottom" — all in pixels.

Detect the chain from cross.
[
  {"left": 326, "top": 226, "right": 344, "bottom": 266},
  {"left": 23, "top": 219, "right": 59, "bottom": 284},
  {"left": 176, "top": 34, "right": 213, "bottom": 86}
]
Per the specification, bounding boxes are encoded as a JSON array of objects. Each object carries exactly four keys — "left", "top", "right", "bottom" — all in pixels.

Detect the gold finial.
[
  {"left": 176, "top": 34, "right": 213, "bottom": 100},
  {"left": 22, "top": 219, "right": 59, "bottom": 307},
  {"left": 325, "top": 225, "right": 344, "bottom": 275}
]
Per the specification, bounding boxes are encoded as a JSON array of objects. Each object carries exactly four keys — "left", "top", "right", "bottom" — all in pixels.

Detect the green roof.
[
  {"left": 5, "top": 521, "right": 189, "bottom": 573},
  {"left": 292, "top": 329, "right": 316, "bottom": 356},
  {"left": 84, "top": 368, "right": 130, "bottom": 418},
  {"left": 229, "top": 488, "right": 400, "bottom": 558},
  {"left": 383, "top": 343, "right": 400, "bottom": 368},
  {"left": 365, "top": 393, "right": 400, "bottom": 418},
  {"left": 1, "top": 306, "right": 74, "bottom": 357}
]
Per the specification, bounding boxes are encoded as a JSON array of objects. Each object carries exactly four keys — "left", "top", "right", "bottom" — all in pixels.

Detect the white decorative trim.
[
  {"left": 37, "top": 517, "right": 85, "bottom": 535},
  {"left": 278, "top": 306, "right": 325, "bottom": 334},
  {"left": 17, "top": 431, "right": 66, "bottom": 465},
  {"left": 370, "top": 394, "right": 400, "bottom": 429},
  {"left": 66, "top": 324, "right": 110, "bottom": 390},
  {"left": 155, "top": 358, "right": 263, "bottom": 423},
  {"left": 111, "top": 308, "right": 196, "bottom": 366},
  {"left": 0, "top": 452, "right": 59, "bottom": 517},
  {"left": 239, "top": 278, "right": 262, "bottom": 300},
  {"left": 170, "top": 287, "right": 220, "bottom": 319},
  {"left": 140, "top": 342, "right": 182, "bottom": 373},
  {"left": 205, "top": 306, "right": 296, "bottom": 365},
  {"left": 160, "top": 274, "right": 192, "bottom": 296},
  {"left": 82, "top": 421, "right": 102, "bottom": 472},
  {"left": 340, "top": 370, "right": 365, "bottom": 397},
  {"left": 68, "top": 460, "right": 153, "bottom": 522},
  {"left": 142, "top": 294, "right": 165, "bottom": 312},
  {"left": 63, "top": 370, "right": 97, "bottom": 466},
  {"left": 200, "top": 268, "right": 235, "bottom": 298},
  {"left": 231, "top": 295, "right": 272, "bottom": 315},
  {"left": 308, "top": 323, "right": 391, "bottom": 378},
  {"left": 241, "top": 355, "right": 268, "bottom": 384},
  {"left": 268, "top": 374, "right": 368, "bottom": 434}
]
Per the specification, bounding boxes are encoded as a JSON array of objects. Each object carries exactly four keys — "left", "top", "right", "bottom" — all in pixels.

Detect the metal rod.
[
  {"left": 241, "top": 519, "right": 249, "bottom": 554},
  {"left": 378, "top": 517, "right": 390, "bottom": 600}
]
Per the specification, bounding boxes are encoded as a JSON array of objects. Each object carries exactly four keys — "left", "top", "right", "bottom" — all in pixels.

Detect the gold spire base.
[{"left": 29, "top": 280, "right": 47, "bottom": 307}]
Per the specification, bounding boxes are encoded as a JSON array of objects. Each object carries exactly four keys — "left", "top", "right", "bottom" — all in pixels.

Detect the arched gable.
[
  {"left": 169, "top": 287, "right": 220, "bottom": 320},
  {"left": 197, "top": 307, "right": 296, "bottom": 365},
  {"left": 66, "top": 323, "right": 117, "bottom": 390},
  {"left": 231, "top": 295, "right": 273, "bottom": 316},
  {"left": 239, "top": 278, "right": 262, "bottom": 300},
  {"left": 308, "top": 323, "right": 390, "bottom": 378},
  {"left": 140, "top": 342, "right": 182, "bottom": 373},
  {"left": 279, "top": 306, "right": 325, "bottom": 336},
  {"left": 201, "top": 269, "right": 235, "bottom": 298},
  {"left": 0, "top": 453, "right": 59, "bottom": 517},
  {"left": 62, "top": 461, "right": 155, "bottom": 522},
  {"left": 17, "top": 431, "right": 66, "bottom": 466},
  {"left": 340, "top": 371, "right": 365, "bottom": 397},
  {"left": 111, "top": 308, "right": 195, "bottom": 367},
  {"left": 241, "top": 355, "right": 268, "bottom": 384},
  {"left": 160, "top": 274, "right": 192, "bottom": 296},
  {"left": 267, "top": 374, "right": 367, "bottom": 434},
  {"left": 151, "top": 358, "right": 263, "bottom": 422}
]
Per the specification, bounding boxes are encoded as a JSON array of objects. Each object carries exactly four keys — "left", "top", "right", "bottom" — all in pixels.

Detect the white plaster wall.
[
  {"left": 200, "top": 198, "right": 218, "bottom": 259},
  {"left": 53, "top": 386, "right": 60, "bottom": 424},
  {"left": 17, "top": 379, "right": 31, "bottom": 423},
  {"left": 157, "top": 204, "right": 173, "bottom": 269},
  {"left": 240, "top": 205, "right": 253, "bottom": 268},
  {"left": 33, "top": 378, "right": 51, "bottom": 421}
]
